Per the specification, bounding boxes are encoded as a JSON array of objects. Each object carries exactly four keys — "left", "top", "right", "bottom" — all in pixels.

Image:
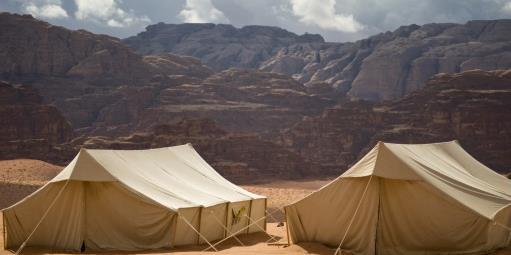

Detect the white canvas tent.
[
  {"left": 2, "top": 144, "right": 266, "bottom": 252},
  {"left": 285, "top": 141, "right": 511, "bottom": 255}
]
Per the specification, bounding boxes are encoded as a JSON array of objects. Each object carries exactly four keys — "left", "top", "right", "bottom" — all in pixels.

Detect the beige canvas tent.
[
  {"left": 2, "top": 144, "right": 266, "bottom": 252},
  {"left": 285, "top": 141, "right": 511, "bottom": 255}
]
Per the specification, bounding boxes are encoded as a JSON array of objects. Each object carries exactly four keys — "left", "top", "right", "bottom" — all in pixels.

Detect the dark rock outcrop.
[
  {"left": 0, "top": 12, "right": 213, "bottom": 134},
  {"left": 280, "top": 69, "right": 511, "bottom": 174},
  {"left": 123, "top": 23, "right": 324, "bottom": 71},
  {"left": 0, "top": 81, "right": 73, "bottom": 160},
  {"left": 133, "top": 68, "right": 335, "bottom": 135},
  {"left": 77, "top": 119, "right": 319, "bottom": 182}
]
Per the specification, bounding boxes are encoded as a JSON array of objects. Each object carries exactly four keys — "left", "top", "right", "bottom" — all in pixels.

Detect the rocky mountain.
[
  {"left": 0, "top": 81, "right": 72, "bottom": 160},
  {"left": 0, "top": 13, "right": 213, "bottom": 132},
  {"left": 0, "top": 13, "right": 334, "bottom": 139},
  {"left": 123, "top": 18, "right": 511, "bottom": 102},
  {"left": 263, "top": 20, "right": 511, "bottom": 101},
  {"left": 280, "top": 69, "right": 511, "bottom": 175},
  {"left": 129, "top": 68, "right": 335, "bottom": 136},
  {"left": 123, "top": 23, "right": 324, "bottom": 71},
  {"left": 68, "top": 118, "right": 320, "bottom": 181}
]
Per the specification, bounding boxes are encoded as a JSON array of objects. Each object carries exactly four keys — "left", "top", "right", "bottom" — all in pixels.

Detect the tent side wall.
[
  {"left": 3, "top": 181, "right": 179, "bottom": 251},
  {"left": 376, "top": 178, "right": 508, "bottom": 255},
  {"left": 285, "top": 176, "right": 379, "bottom": 255},
  {"left": 175, "top": 198, "right": 267, "bottom": 246},
  {"left": 3, "top": 181, "right": 85, "bottom": 251},
  {"left": 286, "top": 176, "right": 511, "bottom": 255}
]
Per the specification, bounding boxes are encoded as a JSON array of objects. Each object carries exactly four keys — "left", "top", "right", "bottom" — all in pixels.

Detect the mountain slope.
[
  {"left": 123, "top": 23, "right": 324, "bottom": 71},
  {"left": 280, "top": 69, "right": 511, "bottom": 174},
  {"left": 263, "top": 20, "right": 511, "bottom": 101},
  {"left": 0, "top": 81, "right": 72, "bottom": 160}
]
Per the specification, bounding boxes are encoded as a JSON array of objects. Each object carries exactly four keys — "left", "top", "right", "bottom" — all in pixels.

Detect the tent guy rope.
[
  {"left": 334, "top": 175, "right": 374, "bottom": 255},
  {"left": 14, "top": 179, "right": 70, "bottom": 255}
]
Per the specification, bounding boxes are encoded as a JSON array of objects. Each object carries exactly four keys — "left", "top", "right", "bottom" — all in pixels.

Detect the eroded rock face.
[
  {"left": 0, "top": 81, "right": 73, "bottom": 160},
  {"left": 135, "top": 68, "right": 335, "bottom": 135},
  {"left": 0, "top": 13, "right": 214, "bottom": 134},
  {"left": 78, "top": 119, "right": 319, "bottom": 182},
  {"left": 123, "top": 23, "right": 324, "bottom": 71},
  {"left": 262, "top": 20, "right": 511, "bottom": 101},
  {"left": 280, "top": 69, "right": 511, "bottom": 174}
]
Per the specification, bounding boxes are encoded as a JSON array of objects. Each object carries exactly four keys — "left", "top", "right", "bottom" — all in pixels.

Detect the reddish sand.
[{"left": 0, "top": 159, "right": 510, "bottom": 255}]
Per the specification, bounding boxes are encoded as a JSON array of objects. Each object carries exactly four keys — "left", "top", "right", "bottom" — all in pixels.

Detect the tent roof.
[
  {"left": 50, "top": 144, "right": 264, "bottom": 211},
  {"left": 339, "top": 141, "right": 511, "bottom": 220}
]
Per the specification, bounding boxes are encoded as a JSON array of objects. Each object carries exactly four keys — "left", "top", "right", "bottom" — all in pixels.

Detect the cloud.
[
  {"left": 504, "top": 1, "right": 511, "bottom": 14},
  {"left": 74, "top": 0, "right": 150, "bottom": 27},
  {"left": 288, "top": 0, "right": 363, "bottom": 32},
  {"left": 21, "top": 0, "right": 68, "bottom": 19},
  {"left": 178, "top": 0, "right": 229, "bottom": 23}
]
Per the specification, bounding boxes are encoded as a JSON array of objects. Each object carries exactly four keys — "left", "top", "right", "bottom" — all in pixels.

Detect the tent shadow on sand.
[{"left": 9, "top": 232, "right": 282, "bottom": 254}]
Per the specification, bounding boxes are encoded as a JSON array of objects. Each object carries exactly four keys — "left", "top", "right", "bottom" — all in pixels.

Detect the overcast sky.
[{"left": 2, "top": 0, "right": 511, "bottom": 42}]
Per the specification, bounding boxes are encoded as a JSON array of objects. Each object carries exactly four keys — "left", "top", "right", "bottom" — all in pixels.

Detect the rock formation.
[
  {"left": 132, "top": 68, "right": 335, "bottom": 135},
  {"left": 76, "top": 119, "right": 319, "bottom": 182},
  {"left": 0, "top": 13, "right": 213, "bottom": 133},
  {"left": 263, "top": 20, "right": 511, "bottom": 101},
  {"left": 280, "top": 69, "right": 511, "bottom": 174},
  {"left": 0, "top": 81, "right": 73, "bottom": 160},
  {"left": 123, "top": 23, "right": 324, "bottom": 71}
]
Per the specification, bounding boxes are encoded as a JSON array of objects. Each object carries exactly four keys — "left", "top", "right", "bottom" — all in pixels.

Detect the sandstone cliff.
[
  {"left": 263, "top": 20, "right": 511, "bottom": 101},
  {"left": 280, "top": 69, "right": 511, "bottom": 174},
  {"left": 0, "top": 12, "right": 213, "bottom": 133},
  {"left": 0, "top": 81, "right": 73, "bottom": 160},
  {"left": 75, "top": 119, "right": 319, "bottom": 182},
  {"left": 123, "top": 23, "right": 324, "bottom": 71}
]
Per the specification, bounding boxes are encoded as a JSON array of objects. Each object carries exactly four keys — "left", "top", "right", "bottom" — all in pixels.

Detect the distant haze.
[{"left": 1, "top": 0, "right": 511, "bottom": 42}]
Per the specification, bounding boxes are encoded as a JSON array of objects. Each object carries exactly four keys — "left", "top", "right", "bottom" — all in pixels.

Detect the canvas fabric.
[
  {"left": 285, "top": 141, "right": 511, "bottom": 255},
  {"left": 2, "top": 144, "right": 266, "bottom": 251}
]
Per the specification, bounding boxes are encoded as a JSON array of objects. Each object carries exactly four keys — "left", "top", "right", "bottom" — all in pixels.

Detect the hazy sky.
[{"left": 2, "top": 0, "right": 511, "bottom": 42}]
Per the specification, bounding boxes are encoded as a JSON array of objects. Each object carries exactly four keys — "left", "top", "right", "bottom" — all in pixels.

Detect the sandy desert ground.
[{"left": 1, "top": 159, "right": 510, "bottom": 255}]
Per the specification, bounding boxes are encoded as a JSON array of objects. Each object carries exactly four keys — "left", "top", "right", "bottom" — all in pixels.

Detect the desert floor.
[{"left": 1, "top": 159, "right": 510, "bottom": 255}]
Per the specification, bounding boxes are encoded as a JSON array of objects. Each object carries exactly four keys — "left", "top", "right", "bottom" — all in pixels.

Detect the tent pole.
[
  {"left": 246, "top": 200, "right": 253, "bottom": 234},
  {"left": 264, "top": 198, "right": 268, "bottom": 231},
  {"left": 224, "top": 203, "right": 229, "bottom": 238},
  {"left": 171, "top": 213, "right": 178, "bottom": 248},
  {"left": 374, "top": 177, "right": 382, "bottom": 255},
  {"left": 284, "top": 207, "right": 291, "bottom": 246},
  {"left": 15, "top": 179, "right": 70, "bottom": 255},
  {"left": 2, "top": 211, "right": 6, "bottom": 250},
  {"left": 334, "top": 175, "right": 374, "bottom": 255},
  {"left": 494, "top": 221, "right": 511, "bottom": 232},
  {"left": 179, "top": 215, "right": 217, "bottom": 252},
  {"left": 197, "top": 207, "right": 203, "bottom": 245}
]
